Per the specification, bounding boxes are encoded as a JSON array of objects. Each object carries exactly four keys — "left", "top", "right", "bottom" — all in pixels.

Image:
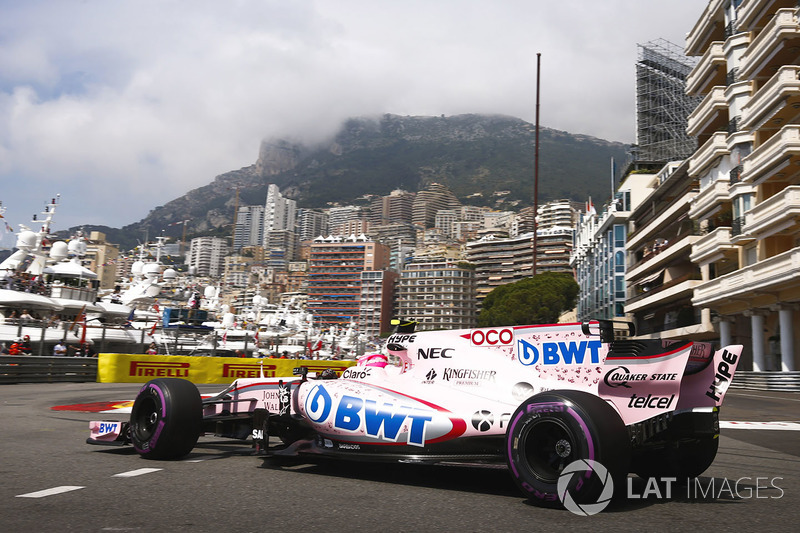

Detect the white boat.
[{"left": 0, "top": 196, "right": 153, "bottom": 355}]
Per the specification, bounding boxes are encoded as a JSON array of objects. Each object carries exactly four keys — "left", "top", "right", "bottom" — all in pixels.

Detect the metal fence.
[
  {"left": 0, "top": 356, "right": 98, "bottom": 384},
  {"left": 730, "top": 371, "right": 800, "bottom": 392}
]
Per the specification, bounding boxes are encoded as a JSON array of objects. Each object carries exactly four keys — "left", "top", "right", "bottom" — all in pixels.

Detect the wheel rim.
[
  {"left": 522, "top": 418, "right": 578, "bottom": 483},
  {"left": 133, "top": 396, "right": 159, "bottom": 440}
]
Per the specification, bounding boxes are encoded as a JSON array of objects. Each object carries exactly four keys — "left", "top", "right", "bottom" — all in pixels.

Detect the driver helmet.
[{"left": 358, "top": 353, "right": 388, "bottom": 368}]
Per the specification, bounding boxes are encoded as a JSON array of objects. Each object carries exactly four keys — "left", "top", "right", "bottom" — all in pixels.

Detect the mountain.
[{"left": 70, "top": 113, "right": 630, "bottom": 250}]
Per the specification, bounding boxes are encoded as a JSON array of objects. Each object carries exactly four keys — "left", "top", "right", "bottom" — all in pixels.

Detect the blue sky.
[{"left": 0, "top": 0, "right": 703, "bottom": 246}]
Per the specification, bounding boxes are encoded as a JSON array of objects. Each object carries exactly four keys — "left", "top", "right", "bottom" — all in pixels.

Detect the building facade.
[
  {"left": 358, "top": 269, "right": 399, "bottom": 337},
  {"left": 572, "top": 173, "right": 651, "bottom": 321},
  {"left": 186, "top": 236, "right": 229, "bottom": 278},
  {"left": 306, "top": 235, "right": 391, "bottom": 328},
  {"left": 683, "top": 0, "right": 799, "bottom": 371},
  {"left": 84, "top": 231, "right": 120, "bottom": 290},
  {"left": 395, "top": 259, "right": 477, "bottom": 331},
  {"left": 233, "top": 205, "right": 265, "bottom": 252}
]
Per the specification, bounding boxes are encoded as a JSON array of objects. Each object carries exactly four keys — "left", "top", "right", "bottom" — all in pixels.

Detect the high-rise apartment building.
[
  {"left": 465, "top": 232, "right": 534, "bottom": 302},
  {"left": 307, "top": 235, "right": 391, "bottom": 328},
  {"left": 84, "top": 231, "right": 119, "bottom": 290},
  {"left": 370, "top": 189, "right": 415, "bottom": 226},
  {"left": 186, "top": 236, "right": 228, "bottom": 278},
  {"left": 233, "top": 205, "right": 265, "bottom": 252},
  {"left": 327, "top": 206, "right": 364, "bottom": 235},
  {"left": 682, "top": 0, "right": 799, "bottom": 371},
  {"left": 265, "top": 229, "right": 297, "bottom": 271},
  {"left": 296, "top": 209, "right": 328, "bottom": 241},
  {"left": 358, "top": 269, "right": 398, "bottom": 337},
  {"left": 396, "top": 259, "right": 477, "bottom": 331},
  {"left": 263, "top": 184, "right": 296, "bottom": 240},
  {"left": 572, "top": 173, "right": 651, "bottom": 321},
  {"left": 412, "top": 183, "right": 461, "bottom": 228}
]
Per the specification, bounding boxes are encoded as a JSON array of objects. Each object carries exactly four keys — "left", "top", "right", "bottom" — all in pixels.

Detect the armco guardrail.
[
  {"left": 730, "top": 371, "right": 800, "bottom": 392},
  {"left": 0, "top": 356, "right": 98, "bottom": 384},
  {"left": 2, "top": 356, "right": 799, "bottom": 390}
]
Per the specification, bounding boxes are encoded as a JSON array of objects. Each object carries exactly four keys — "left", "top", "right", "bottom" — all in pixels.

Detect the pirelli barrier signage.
[{"left": 97, "top": 353, "right": 356, "bottom": 384}]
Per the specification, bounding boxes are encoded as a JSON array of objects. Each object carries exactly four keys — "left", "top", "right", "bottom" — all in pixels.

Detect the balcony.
[
  {"left": 739, "top": 8, "right": 800, "bottom": 81},
  {"left": 744, "top": 185, "right": 800, "bottom": 239},
  {"left": 626, "top": 277, "right": 702, "bottom": 313},
  {"left": 628, "top": 195, "right": 696, "bottom": 251},
  {"left": 690, "top": 178, "right": 732, "bottom": 221},
  {"left": 688, "top": 132, "right": 729, "bottom": 177},
  {"left": 693, "top": 247, "right": 800, "bottom": 307},
  {"left": 690, "top": 227, "right": 737, "bottom": 264},
  {"left": 737, "top": 0, "right": 800, "bottom": 32},
  {"left": 687, "top": 87, "right": 728, "bottom": 137},
  {"left": 686, "top": 42, "right": 726, "bottom": 96},
  {"left": 742, "top": 125, "right": 800, "bottom": 185},
  {"left": 686, "top": 0, "right": 726, "bottom": 56},
  {"left": 740, "top": 66, "right": 800, "bottom": 131},
  {"left": 627, "top": 234, "right": 700, "bottom": 281}
]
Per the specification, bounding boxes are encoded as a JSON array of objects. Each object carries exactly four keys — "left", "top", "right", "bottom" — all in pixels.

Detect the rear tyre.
[
  {"left": 130, "top": 378, "right": 202, "bottom": 460},
  {"left": 506, "top": 390, "right": 630, "bottom": 510}
]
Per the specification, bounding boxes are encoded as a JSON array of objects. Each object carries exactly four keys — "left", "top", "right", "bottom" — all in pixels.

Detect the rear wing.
[{"left": 581, "top": 320, "right": 636, "bottom": 342}]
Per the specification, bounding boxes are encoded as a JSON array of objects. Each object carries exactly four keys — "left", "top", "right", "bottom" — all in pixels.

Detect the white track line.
[
  {"left": 113, "top": 468, "right": 163, "bottom": 477},
  {"left": 721, "top": 421, "right": 800, "bottom": 431},
  {"left": 16, "top": 486, "right": 85, "bottom": 498}
]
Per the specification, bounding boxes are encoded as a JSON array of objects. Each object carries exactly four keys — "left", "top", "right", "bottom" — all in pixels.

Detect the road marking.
[
  {"left": 16, "top": 486, "right": 85, "bottom": 498},
  {"left": 721, "top": 421, "right": 800, "bottom": 431},
  {"left": 113, "top": 468, "right": 163, "bottom": 477}
]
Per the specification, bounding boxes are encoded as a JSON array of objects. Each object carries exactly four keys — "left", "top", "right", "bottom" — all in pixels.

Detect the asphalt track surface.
[{"left": 2, "top": 382, "right": 799, "bottom": 532}]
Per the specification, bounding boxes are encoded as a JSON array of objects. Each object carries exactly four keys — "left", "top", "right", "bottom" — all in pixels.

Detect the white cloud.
[{"left": 0, "top": 0, "right": 702, "bottom": 239}]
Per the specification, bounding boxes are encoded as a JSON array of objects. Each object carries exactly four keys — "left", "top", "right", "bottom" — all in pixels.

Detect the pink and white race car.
[{"left": 88, "top": 320, "right": 743, "bottom": 508}]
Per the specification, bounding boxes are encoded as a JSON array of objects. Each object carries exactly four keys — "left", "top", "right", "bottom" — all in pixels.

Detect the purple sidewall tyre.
[
  {"left": 130, "top": 378, "right": 202, "bottom": 460},
  {"left": 505, "top": 390, "right": 630, "bottom": 508}
]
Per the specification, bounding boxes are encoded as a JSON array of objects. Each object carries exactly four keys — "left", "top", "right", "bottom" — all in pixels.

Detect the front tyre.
[
  {"left": 506, "top": 390, "right": 630, "bottom": 509},
  {"left": 130, "top": 378, "right": 202, "bottom": 460}
]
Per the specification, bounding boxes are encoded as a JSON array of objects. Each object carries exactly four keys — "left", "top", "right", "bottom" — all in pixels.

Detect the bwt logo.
[
  {"left": 129, "top": 361, "right": 190, "bottom": 377},
  {"left": 222, "top": 364, "right": 277, "bottom": 378},
  {"left": 470, "top": 328, "right": 514, "bottom": 346},
  {"left": 304, "top": 384, "right": 433, "bottom": 446},
  {"left": 518, "top": 340, "right": 602, "bottom": 366}
]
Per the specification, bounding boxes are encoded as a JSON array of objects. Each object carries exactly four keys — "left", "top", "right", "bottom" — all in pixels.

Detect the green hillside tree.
[{"left": 477, "top": 272, "right": 579, "bottom": 327}]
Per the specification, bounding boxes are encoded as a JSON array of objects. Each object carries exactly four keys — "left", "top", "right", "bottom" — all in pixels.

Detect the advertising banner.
[{"left": 97, "top": 353, "right": 356, "bottom": 384}]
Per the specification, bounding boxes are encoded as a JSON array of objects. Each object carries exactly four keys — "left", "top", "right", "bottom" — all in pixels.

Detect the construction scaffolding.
[{"left": 633, "top": 39, "right": 701, "bottom": 163}]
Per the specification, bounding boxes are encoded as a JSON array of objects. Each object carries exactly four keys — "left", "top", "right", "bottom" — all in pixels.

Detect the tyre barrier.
[
  {"left": 730, "top": 371, "right": 800, "bottom": 392},
  {"left": 0, "top": 355, "right": 98, "bottom": 384}
]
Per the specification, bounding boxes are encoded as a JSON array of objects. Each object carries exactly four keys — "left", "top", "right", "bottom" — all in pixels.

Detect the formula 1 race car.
[{"left": 88, "top": 320, "right": 743, "bottom": 509}]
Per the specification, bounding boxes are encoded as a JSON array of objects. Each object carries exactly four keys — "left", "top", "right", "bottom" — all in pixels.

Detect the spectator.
[
  {"left": 146, "top": 342, "right": 158, "bottom": 354},
  {"left": 48, "top": 314, "right": 62, "bottom": 328},
  {"left": 19, "top": 335, "right": 32, "bottom": 355},
  {"left": 19, "top": 309, "right": 33, "bottom": 323},
  {"left": 84, "top": 344, "right": 97, "bottom": 358},
  {"left": 0, "top": 342, "right": 9, "bottom": 354},
  {"left": 53, "top": 341, "right": 67, "bottom": 356},
  {"left": 8, "top": 339, "right": 22, "bottom": 355}
]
